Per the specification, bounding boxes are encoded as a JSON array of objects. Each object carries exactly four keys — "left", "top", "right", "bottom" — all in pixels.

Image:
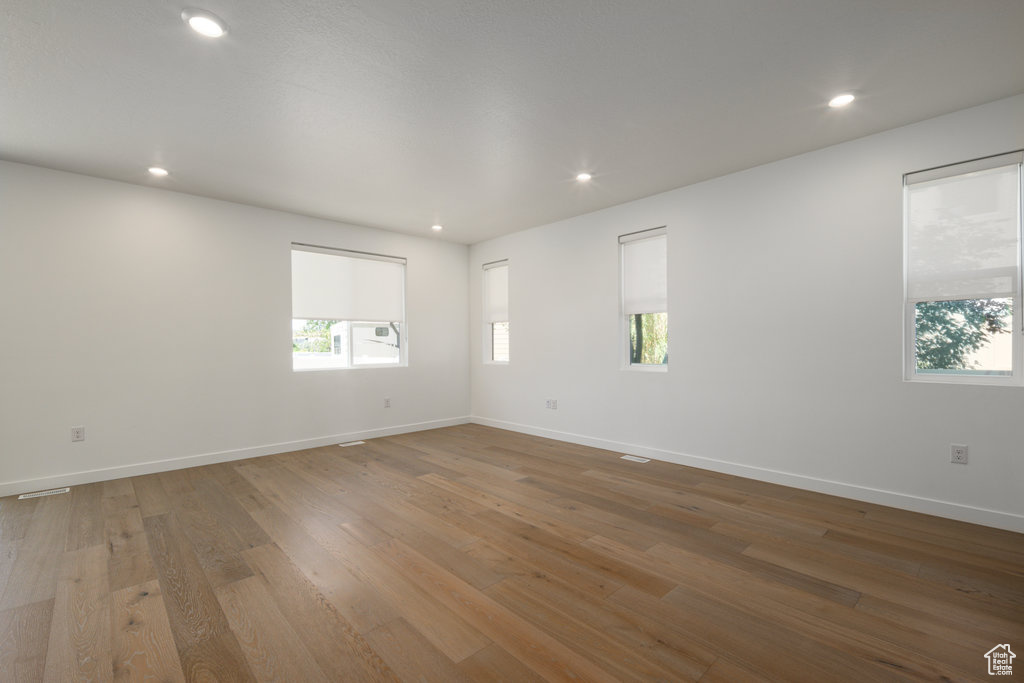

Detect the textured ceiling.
[{"left": 3, "top": 1, "right": 1024, "bottom": 243}]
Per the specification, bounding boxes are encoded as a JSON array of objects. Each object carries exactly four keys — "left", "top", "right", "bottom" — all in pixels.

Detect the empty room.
[{"left": 2, "top": 1, "right": 1023, "bottom": 681}]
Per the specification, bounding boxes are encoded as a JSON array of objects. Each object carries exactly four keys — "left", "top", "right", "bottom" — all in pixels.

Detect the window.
[
  {"left": 291, "top": 244, "right": 406, "bottom": 370},
  {"left": 483, "top": 260, "right": 509, "bottom": 362},
  {"left": 904, "top": 151, "right": 1023, "bottom": 384},
  {"left": 620, "top": 228, "right": 668, "bottom": 368}
]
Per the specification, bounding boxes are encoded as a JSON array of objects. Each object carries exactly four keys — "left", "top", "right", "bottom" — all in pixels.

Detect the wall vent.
[
  {"left": 338, "top": 441, "right": 366, "bottom": 447},
  {"left": 18, "top": 487, "right": 70, "bottom": 500},
  {"left": 620, "top": 455, "right": 650, "bottom": 463}
]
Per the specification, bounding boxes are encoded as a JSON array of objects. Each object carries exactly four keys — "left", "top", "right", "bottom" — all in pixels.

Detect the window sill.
[
  {"left": 622, "top": 364, "right": 668, "bottom": 373},
  {"left": 904, "top": 373, "right": 1019, "bottom": 387},
  {"left": 293, "top": 364, "right": 406, "bottom": 372},
  {"left": 483, "top": 360, "right": 509, "bottom": 366}
]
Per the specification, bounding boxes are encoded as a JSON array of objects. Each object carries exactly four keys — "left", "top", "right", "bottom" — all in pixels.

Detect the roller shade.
[
  {"left": 483, "top": 261, "right": 508, "bottom": 322},
  {"left": 291, "top": 245, "right": 405, "bottom": 321},
  {"left": 621, "top": 229, "right": 667, "bottom": 314},
  {"left": 905, "top": 159, "right": 1021, "bottom": 303}
]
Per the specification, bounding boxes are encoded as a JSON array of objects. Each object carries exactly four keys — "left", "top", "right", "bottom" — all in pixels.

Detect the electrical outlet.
[
  {"left": 71, "top": 426, "right": 85, "bottom": 442},
  {"left": 384, "top": 398, "right": 391, "bottom": 408},
  {"left": 545, "top": 399, "right": 558, "bottom": 410},
  {"left": 950, "top": 443, "right": 968, "bottom": 465}
]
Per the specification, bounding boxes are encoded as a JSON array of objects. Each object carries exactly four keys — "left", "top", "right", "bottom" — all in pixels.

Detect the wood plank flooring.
[{"left": 1, "top": 424, "right": 1022, "bottom": 681}]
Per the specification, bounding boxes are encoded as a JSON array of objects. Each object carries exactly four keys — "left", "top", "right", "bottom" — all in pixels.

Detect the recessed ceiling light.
[
  {"left": 182, "top": 8, "right": 228, "bottom": 38},
  {"left": 148, "top": 166, "right": 169, "bottom": 177},
  {"left": 828, "top": 93, "right": 855, "bottom": 108},
  {"left": 431, "top": 224, "right": 443, "bottom": 232},
  {"left": 576, "top": 172, "right": 592, "bottom": 182}
]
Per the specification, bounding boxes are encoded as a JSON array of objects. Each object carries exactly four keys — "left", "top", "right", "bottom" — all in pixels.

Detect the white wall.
[
  {"left": 470, "top": 94, "right": 1024, "bottom": 532},
  {"left": 0, "top": 162, "right": 469, "bottom": 494}
]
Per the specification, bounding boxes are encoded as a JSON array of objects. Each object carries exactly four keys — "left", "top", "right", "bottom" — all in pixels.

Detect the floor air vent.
[
  {"left": 338, "top": 441, "right": 366, "bottom": 447},
  {"left": 18, "top": 487, "right": 70, "bottom": 500},
  {"left": 620, "top": 455, "right": 650, "bottom": 463}
]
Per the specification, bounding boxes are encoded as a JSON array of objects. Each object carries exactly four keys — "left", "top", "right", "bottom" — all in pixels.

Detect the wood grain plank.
[
  {"left": 142, "top": 513, "right": 254, "bottom": 681},
  {"left": 172, "top": 492, "right": 253, "bottom": 588},
  {"left": 492, "top": 570, "right": 713, "bottom": 680},
  {"left": 326, "top": 493, "right": 501, "bottom": 590},
  {"left": 853, "top": 593, "right": 1020, "bottom": 654},
  {"left": 282, "top": 511, "right": 492, "bottom": 662},
  {"left": 241, "top": 543, "right": 398, "bottom": 682},
  {"left": 643, "top": 540, "right": 980, "bottom": 679},
  {"left": 374, "top": 538, "right": 619, "bottom": 682},
  {"left": 335, "top": 484, "right": 482, "bottom": 550},
  {"left": 698, "top": 657, "right": 772, "bottom": 682},
  {"left": 65, "top": 483, "right": 105, "bottom": 551},
  {"left": 476, "top": 509, "right": 675, "bottom": 597},
  {"left": 0, "top": 598, "right": 54, "bottom": 681},
  {"left": 154, "top": 470, "right": 195, "bottom": 502},
  {"left": 214, "top": 576, "right": 329, "bottom": 683},
  {"left": 190, "top": 478, "right": 272, "bottom": 551},
  {"left": 486, "top": 577, "right": 696, "bottom": 681},
  {"left": 420, "top": 473, "right": 594, "bottom": 544},
  {"left": 0, "top": 493, "right": 73, "bottom": 610},
  {"left": 364, "top": 618, "right": 476, "bottom": 683},
  {"left": 110, "top": 580, "right": 185, "bottom": 682},
  {"left": 449, "top": 513, "right": 622, "bottom": 598},
  {"left": 229, "top": 482, "right": 400, "bottom": 634},
  {"left": 42, "top": 544, "right": 112, "bottom": 682},
  {"left": 0, "top": 537, "right": 17, "bottom": 601},
  {"left": 130, "top": 475, "right": 172, "bottom": 519},
  {"left": 824, "top": 524, "right": 1024, "bottom": 578},
  {"left": 416, "top": 449, "right": 528, "bottom": 482},
  {"left": 610, "top": 584, "right": 876, "bottom": 682},
  {"left": 457, "top": 643, "right": 548, "bottom": 683},
  {"left": 0, "top": 495, "right": 38, "bottom": 543},
  {"left": 102, "top": 479, "right": 157, "bottom": 593},
  {"left": 744, "top": 537, "right": 1024, "bottom": 626},
  {"left": 176, "top": 632, "right": 257, "bottom": 683}
]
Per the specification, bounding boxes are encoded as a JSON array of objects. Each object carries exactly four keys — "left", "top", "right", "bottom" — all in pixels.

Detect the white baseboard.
[
  {"left": 0, "top": 416, "right": 471, "bottom": 498},
  {"left": 470, "top": 416, "right": 1024, "bottom": 534}
]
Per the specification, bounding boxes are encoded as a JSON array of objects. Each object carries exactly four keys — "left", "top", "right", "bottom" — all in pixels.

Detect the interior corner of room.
[
  {"left": 2, "top": 94, "right": 1024, "bottom": 533},
  {"left": 3, "top": 4, "right": 1024, "bottom": 679}
]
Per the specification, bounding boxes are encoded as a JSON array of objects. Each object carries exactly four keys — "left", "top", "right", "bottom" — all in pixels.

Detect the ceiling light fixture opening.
[
  {"left": 828, "top": 93, "right": 855, "bottom": 108},
  {"left": 431, "top": 224, "right": 443, "bottom": 232},
  {"left": 148, "top": 166, "right": 169, "bottom": 177},
  {"left": 576, "top": 172, "right": 592, "bottom": 182},
  {"left": 182, "top": 8, "right": 228, "bottom": 38}
]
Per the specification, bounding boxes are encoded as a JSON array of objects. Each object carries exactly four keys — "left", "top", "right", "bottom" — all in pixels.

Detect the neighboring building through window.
[
  {"left": 904, "top": 151, "right": 1023, "bottom": 384},
  {"left": 291, "top": 244, "right": 406, "bottom": 370},
  {"left": 620, "top": 227, "right": 668, "bottom": 368},
  {"left": 483, "top": 260, "right": 509, "bottom": 363}
]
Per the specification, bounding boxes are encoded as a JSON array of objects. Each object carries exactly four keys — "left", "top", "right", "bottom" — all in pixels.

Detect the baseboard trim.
[
  {"left": 0, "top": 416, "right": 471, "bottom": 498},
  {"left": 469, "top": 416, "right": 1024, "bottom": 534}
]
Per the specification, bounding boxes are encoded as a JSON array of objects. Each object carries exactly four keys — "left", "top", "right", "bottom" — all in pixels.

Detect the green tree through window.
[
  {"left": 293, "top": 319, "right": 332, "bottom": 352},
  {"left": 915, "top": 299, "right": 1011, "bottom": 371},
  {"left": 629, "top": 312, "right": 668, "bottom": 365}
]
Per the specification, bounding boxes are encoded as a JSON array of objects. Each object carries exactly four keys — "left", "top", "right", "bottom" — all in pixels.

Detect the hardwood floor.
[{"left": 1, "top": 424, "right": 1021, "bottom": 681}]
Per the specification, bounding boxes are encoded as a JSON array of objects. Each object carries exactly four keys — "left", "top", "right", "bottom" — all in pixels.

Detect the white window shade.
[
  {"left": 621, "top": 231, "right": 667, "bottom": 314},
  {"left": 292, "top": 247, "right": 405, "bottom": 321},
  {"left": 483, "top": 262, "right": 509, "bottom": 322},
  {"left": 906, "top": 163, "right": 1021, "bottom": 302}
]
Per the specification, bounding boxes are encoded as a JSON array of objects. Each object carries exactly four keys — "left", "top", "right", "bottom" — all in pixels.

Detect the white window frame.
[
  {"left": 482, "top": 259, "right": 509, "bottom": 364},
  {"left": 619, "top": 227, "right": 668, "bottom": 372},
  {"left": 291, "top": 243, "right": 407, "bottom": 371},
  {"left": 902, "top": 151, "right": 1024, "bottom": 386}
]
